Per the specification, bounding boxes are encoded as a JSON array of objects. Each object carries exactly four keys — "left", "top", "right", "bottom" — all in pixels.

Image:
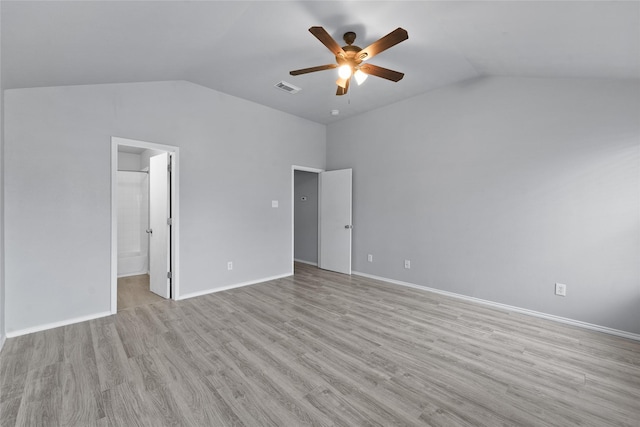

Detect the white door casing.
[{"left": 319, "top": 168, "right": 352, "bottom": 275}]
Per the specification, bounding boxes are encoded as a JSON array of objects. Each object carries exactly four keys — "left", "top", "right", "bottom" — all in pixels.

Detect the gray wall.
[
  {"left": 0, "top": 4, "right": 5, "bottom": 348},
  {"left": 294, "top": 170, "right": 319, "bottom": 264},
  {"left": 117, "top": 152, "right": 142, "bottom": 171},
  {"left": 327, "top": 76, "right": 640, "bottom": 335},
  {"left": 4, "top": 80, "right": 325, "bottom": 334}
]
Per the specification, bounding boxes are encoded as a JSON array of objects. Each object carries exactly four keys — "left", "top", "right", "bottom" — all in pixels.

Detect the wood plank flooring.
[
  {"left": 117, "top": 274, "right": 164, "bottom": 312},
  {"left": 1, "top": 263, "right": 639, "bottom": 426}
]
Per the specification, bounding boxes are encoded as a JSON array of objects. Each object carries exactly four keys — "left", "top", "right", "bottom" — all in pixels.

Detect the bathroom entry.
[{"left": 111, "top": 137, "right": 179, "bottom": 313}]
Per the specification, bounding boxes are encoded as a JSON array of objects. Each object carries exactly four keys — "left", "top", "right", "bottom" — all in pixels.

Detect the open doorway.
[
  {"left": 111, "top": 137, "right": 179, "bottom": 313},
  {"left": 291, "top": 165, "right": 353, "bottom": 275},
  {"left": 294, "top": 169, "right": 320, "bottom": 266}
]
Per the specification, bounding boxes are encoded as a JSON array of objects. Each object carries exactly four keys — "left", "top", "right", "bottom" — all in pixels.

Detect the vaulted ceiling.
[{"left": 2, "top": 1, "right": 639, "bottom": 124}]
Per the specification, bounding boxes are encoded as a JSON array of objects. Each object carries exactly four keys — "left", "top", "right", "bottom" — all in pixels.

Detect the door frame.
[
  {"left": 291, "top": 166, "right": 324, "bottom": 273},
  {"left": 111, "top": 137, "right": 180, "bottom": 314}
]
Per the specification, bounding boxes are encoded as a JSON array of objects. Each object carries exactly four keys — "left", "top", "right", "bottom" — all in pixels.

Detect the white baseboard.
[
  {"left": 6, "top": 311, "right": 113, "bottom": 338},
  {"left": 178, "top": 272, "right": 293, "bottom": 301},
  {"left": 117, "top": 271, "right": 149, "bottom": 278},
  {"left": 352, "top": 271, "right": 640, "bottom": 342},
  {"left": 294, "top": 258, "right": 318, "bottom": 266},
  {"left": 5, "top": 273, "right": 290, "bottom": 338}
]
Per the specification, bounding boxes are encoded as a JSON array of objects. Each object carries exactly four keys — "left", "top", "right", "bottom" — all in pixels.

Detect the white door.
[
  {"left": 149, "top": 153, "right": 170, "bottom": 298},
  {"left": 319, "top": 168, "right": 352, "bottom": 274}
]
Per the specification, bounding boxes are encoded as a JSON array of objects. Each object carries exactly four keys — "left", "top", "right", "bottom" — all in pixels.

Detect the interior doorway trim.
[
  {"left": 111, "top": 136, "right": 180, "bottom": 314},
  {"left": 291, "top": 165, "right": 324, "bottom": 273}
]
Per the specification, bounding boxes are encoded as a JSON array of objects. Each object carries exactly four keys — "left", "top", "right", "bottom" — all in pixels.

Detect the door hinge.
[
  {"left": 167, "top": 271, "right": 172, "bottom": 279},
  {"left": 167, "top": 218, "right": 172, "bottom": 226},
  {"left": 167, "top": 162, "right": 172, "bottom": 173}
]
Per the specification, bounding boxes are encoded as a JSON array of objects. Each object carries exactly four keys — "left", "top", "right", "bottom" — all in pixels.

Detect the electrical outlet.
[
  {"left": 555, "top": 283, "right": 567, "bottom": 296},
  {"left": 404, "top": 260, "right": 411, "bottom": 269},
  {"left": 227, "top": 261, "right": 233, "bottom": 271},
  {"left": 367, "top": 254, "right": 373, "bottom": 262}
]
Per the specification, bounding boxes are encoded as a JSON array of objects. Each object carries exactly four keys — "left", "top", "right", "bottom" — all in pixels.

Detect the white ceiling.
[{"left": 2, "top": 1, "right": 639, "bottom": 125}]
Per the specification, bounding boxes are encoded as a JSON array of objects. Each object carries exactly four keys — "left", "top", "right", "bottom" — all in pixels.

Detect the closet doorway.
[{"left": 111, "top": 137, "right": 180, "bottom": 313}]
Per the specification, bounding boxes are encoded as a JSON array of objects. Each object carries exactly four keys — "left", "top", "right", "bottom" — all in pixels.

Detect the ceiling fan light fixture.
[
  {"left": 289, "top": 26, "right": 408, "bottom": 96},
  {"left": 336, "top": 77, "right": 349, "bottom": 89},
  {"left": 354, "top": 69, "right": 368, "bottom": 85},
  {"left": 338, "top": 64, "right": 352, "bottom": 79}
]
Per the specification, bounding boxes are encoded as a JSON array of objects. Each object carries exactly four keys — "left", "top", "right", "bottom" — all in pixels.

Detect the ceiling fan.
[{"left": 290, "top": 26, "right": 409, "bottom": 96}]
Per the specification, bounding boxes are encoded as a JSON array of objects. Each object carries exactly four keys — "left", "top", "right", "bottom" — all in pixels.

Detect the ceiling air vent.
[{"left": 274, "top": 81, "right": 301, "bottom": 94}]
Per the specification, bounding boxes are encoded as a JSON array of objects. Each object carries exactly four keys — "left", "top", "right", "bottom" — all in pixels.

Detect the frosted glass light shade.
[
  {"left": 338, "top": 65, "right": 352, "bottom": 79},
  {"left": 354, "top": 69, "right": 368, "bottom": 85}
]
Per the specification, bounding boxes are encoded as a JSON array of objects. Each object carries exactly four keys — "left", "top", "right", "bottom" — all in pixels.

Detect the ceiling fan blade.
[
  {"left": 357, "top": 27, "right": 408, "bottom": 61},
  {"left": 336, "top": 78, "right": 350, "bottom": 96},
  {"left": 359, "top": 63, "right": 404, "bottom": 82},
  {"left": 290, "top": 64, "right": 338, "bottom": 76},
  {"left": 309, "top": 26, "right": 347, "bottom": 58},
  {"left": 336, "top": 77, "right": 349, "bottom": 88}
]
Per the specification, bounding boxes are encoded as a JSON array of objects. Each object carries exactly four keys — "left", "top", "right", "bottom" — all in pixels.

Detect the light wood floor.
[
  {"left": 117, "top": 274, "right": 164, "bottom": 312},
  {"left": 1, "top": 263, "right": 639, "bottom": 426}
]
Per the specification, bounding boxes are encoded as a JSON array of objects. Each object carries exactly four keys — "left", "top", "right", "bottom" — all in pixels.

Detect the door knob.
[
  {"left": 146, "top": 229, "right": 153, "bottom": 234},
  {"left": 344, "top": 225, "right": 353, "bottom": 229}
]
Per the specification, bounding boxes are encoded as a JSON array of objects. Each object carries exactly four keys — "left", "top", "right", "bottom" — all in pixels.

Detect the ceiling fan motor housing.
[
  {"left": 336, "top": 32, "right": 366, "bottom": 68},
  {"left": 336, "top": 46, "right": 364, "bottom": 67}
]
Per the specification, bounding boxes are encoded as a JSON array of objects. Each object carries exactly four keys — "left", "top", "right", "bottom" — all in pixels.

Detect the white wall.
[
  {"left": 327, "top": 76, "right": 640, "bottom": 335},
  {"left": 4, "top": 80, "right": 325, "bottom": 334},
  {"left": 117, "top": 173, "right": 147, "bottom": 260},
  {"left": 117, "top": 151, "right": 149, "bottom": 277}
]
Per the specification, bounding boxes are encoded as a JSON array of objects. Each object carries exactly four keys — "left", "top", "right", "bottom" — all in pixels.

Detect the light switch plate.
[{"left": 272, "top": 200, "right": 279, "bottom": 208}]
